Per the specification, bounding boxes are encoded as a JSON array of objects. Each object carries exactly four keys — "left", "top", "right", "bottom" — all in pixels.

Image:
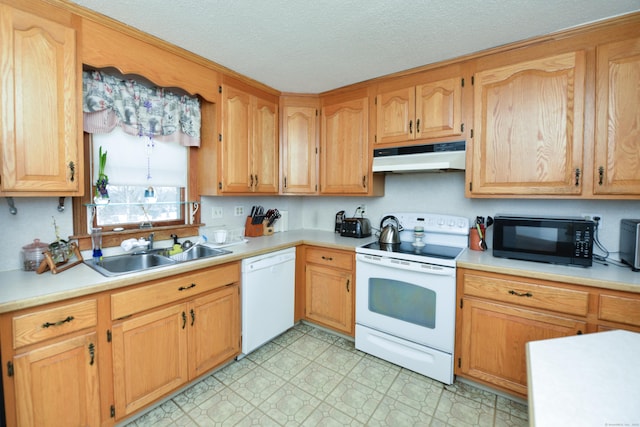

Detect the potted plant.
[{"left": 94, "top": 146, "right": 109, "bottom": 204}]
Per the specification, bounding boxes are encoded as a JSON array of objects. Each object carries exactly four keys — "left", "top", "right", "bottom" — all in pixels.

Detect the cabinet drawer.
[
  {"left": 112, "top": 262, "right": 240, "bottom": 319},
  {"left": 306, "top": 247, "right": 353, "bottom": 270},
  {"left": 462, "top": 272, "right": 589, "bottom": 316},
  {"left": 13, "top": 299, "right": 97, "bottom": 349},
  {"left": 599, "top": 294, "right": 640, "bottom": 327}
]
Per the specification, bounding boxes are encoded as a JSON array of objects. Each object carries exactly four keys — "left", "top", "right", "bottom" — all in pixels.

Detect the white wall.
[
  {"left": 2, "top": 173, "right": 638, "bottom": 271},
  {"left": 1, "top": 198, "right": 75, "bottom": 272}
]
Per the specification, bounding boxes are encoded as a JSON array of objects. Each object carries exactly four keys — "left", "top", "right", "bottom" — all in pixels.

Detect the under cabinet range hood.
[{"left": 372, "top": 141, "right": 466, "bottom": 173}]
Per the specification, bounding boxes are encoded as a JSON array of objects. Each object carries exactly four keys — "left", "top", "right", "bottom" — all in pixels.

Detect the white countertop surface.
[
  {"left": 2, "top": 230, "right": 640, "bottom": 314},
  {"left": 0, "top": 230, "right": 374, "bottom": 313},
  {"left": 458, "top": 249, "right": 640, "bottom": 293},
  {"left": 526, "top": 330, "right": 640, "bottom": 427}
]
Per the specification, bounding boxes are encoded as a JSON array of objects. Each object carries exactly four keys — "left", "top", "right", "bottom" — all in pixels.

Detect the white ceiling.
[{"left": 70, "top": 0, "right": 640, "bottom": 93}]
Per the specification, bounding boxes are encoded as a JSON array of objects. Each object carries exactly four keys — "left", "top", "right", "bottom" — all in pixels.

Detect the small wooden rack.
[{"left": 37, "top": 242, "right": 84, "bottom": 275}]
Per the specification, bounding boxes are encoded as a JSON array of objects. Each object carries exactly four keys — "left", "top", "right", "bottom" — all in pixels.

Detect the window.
[
  {"left": 72, "top": 70, "right": 203, "bottom": 248},
  {"left": 90, "top": 128, "right": 188, "bottom": 230}
]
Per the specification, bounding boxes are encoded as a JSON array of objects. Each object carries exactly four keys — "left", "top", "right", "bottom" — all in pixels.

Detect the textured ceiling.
[{"left": 70, "top": 0, "right": 640, "bottom": 93}]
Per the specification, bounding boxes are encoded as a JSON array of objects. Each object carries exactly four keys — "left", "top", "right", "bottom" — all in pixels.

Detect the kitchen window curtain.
[{"left": 82, "top": 70, "right": 201, "bottom": 147}]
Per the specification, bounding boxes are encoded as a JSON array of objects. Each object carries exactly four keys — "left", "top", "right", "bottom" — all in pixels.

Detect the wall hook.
[
  {"left": 57, "top": 197, "right": 65, "bottom": 212},
  {"left": 6, "top": 197, "right": 17, "bottom": 215}
]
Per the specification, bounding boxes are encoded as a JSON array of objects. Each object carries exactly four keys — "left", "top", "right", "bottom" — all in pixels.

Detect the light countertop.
[
  {"left": 0, "top": 230, "right": 373, "bottom": 314},
  {"left": 458, "top": 249, "right": 640, "bottom": 293},
  {"left": 526, "top": 330, "right": 640, "bottom": 427},
  {"left": 2, "top": 230, "right": 639, "bottom": 314}
]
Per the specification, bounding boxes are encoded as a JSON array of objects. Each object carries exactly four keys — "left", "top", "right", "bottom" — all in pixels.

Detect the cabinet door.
[
  {"left": 594, "top": 37, "right": 640, "bottom": 195},
  {"left": 112, "top": 304, "right": 188, "bottom": 418},
  {"left": 220, "top": 86, "right": 252, "bottom": 192},
  {"left": 252, "top": 97, "right": 278, "bottom": 193},
  {"left": 320, "top": 97, "right": 369, "bottom": 194},
  {"left": 470, "top": 51, "right": 586, "bottom": 196},
  {"left": 458, "top": 298, "right": 585, "bottom": 397},
  {"left": 188, "top": 285, "right": 240, "bottom": 378},
  {"left": 415, "top": 77, "right": 462, "bottom": 140},
  {"left": 0, "top": 5, "right": 80, "bottom": 194},
  {"left": 375, "top": 86, "right": 415, "bottom": 144},
  {"left": 13, "top": 332, "right": 100, "bottom": 427},
  {"left": 282, "top": 104, "right": 318, "bottom": 194},
  {"left": 305, "top": 264, "right": 353, "bottom": 334}
]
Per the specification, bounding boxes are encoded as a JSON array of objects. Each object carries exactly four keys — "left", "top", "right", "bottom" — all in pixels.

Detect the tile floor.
[{"left": 121, "top": 322, "right": 529, "bottom": 426}]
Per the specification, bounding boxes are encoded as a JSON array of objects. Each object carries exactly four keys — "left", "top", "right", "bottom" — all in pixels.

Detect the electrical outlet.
[
  {"left": 234, "top": 206, "right": 244, "bottom": 216},
  {"left": 581, "top": 213, "right": 603, "bottom": 227},
  {"left": 355, "top": 205, "right": 367, "bottom": 216},
  {"left": 211, "top": 207, "right": 223, "bottom": 219}
]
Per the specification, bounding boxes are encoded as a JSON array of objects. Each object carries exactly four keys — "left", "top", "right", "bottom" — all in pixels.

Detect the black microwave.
[{"left": 492, "top": 215, "right": 594, "bottom": 267}]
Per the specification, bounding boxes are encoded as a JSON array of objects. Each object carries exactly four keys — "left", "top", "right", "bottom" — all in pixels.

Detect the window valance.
[{"left": 82, "top": 70, "right": 201, "bottom": 147}]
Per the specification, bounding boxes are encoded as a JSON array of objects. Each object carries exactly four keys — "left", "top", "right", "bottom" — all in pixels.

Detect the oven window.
[{"left": 368, "top": 278, "right": 436, "bottom": 329}]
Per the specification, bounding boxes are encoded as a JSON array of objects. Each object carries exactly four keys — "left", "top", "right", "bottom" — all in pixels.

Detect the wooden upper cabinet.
[
  {"left": 253, "top": 96, "right": 279, "bottom": 193},
  {"left": 281, "top": 97, "right": 319, "bottom": 194},
  {"left": 469, "top": 51, "right": 586, "bottom": 196},
  {"left": 375, "top": 69, "right": 463, "bottom": 145},
  {"left": 220, "top": 82, "right": 278, "bottom": 194},
  {"left": 320, "top": 93, "right": 371, "bottom": 194},
  {"left": 0, "top": 4, "right": 83, "bottom": 195},
  {"left": 593, "top": 36, "right": 640, "bottom": 195}
]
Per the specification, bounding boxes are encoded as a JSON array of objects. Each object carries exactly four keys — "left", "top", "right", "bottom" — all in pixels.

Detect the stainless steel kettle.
[{"left": 379, "top": 215, "right": 402, "bottom": 244}]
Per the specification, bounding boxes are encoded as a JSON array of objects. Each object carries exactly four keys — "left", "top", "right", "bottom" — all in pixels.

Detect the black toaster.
[{"left": 340, "top": 218, "right": 372, "bottom": 238}]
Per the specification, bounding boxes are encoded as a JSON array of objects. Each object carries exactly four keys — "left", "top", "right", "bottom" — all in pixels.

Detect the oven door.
[{"left": 355, "top": 253, "right": 456, "bottom": 353}]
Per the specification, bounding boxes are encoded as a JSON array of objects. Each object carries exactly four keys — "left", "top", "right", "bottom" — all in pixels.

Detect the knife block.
[
  {"left": 263, "top": 220, "right": 274, "bottom": 236},
  {"left": 244, "top": 217, "right": 263, "bottom": 237}
]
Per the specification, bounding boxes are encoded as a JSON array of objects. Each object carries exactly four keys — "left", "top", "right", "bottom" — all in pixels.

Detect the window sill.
[{"left": 71, "top": 223, "right": 204, "bottom": 251}]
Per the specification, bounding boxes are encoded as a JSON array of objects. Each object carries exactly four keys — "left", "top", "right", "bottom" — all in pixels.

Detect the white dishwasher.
[{"left": 240, "top": 247, "right": 296, "bottom": 356}]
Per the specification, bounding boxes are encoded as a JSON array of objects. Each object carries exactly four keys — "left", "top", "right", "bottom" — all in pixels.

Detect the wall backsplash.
[{"left": 2, "top": 173, "right": 638, "bottom": 272}]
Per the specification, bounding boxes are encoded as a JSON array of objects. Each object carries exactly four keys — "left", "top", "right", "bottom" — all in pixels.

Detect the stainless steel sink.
[
  {"left": 169, "top": 245, "right": 231, "bottom": 261},
  {"left": 85, "top": 245, "right": 232, "bottom": 277}
]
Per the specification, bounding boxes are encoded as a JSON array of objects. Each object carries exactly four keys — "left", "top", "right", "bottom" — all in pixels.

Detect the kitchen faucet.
[{"left": 148, "top": 232, "right": 154, "bottom": 250}]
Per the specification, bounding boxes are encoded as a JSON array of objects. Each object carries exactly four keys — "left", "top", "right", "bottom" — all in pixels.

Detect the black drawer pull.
[
  {"left": 178, "top": 283, "right": 196, "bottom": 291},
  {"left": 321, "top": 256, "right": 333, "bottom": 261},
  {"left": 42, "top": 316, "right": 74, "bottom": 328},
  {"left": 508, "top": 290, "right": 532, "bottom": 297}
]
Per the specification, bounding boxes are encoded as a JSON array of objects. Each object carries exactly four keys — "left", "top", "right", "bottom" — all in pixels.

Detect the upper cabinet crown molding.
[{"left": 81, "top": 19, "right": 220, "bottom": 103}]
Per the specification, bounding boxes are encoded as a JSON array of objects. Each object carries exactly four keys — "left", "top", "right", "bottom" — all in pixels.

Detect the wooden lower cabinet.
[
  {"left": 0, "top": 297, "right": 100, "bottom": 427},
  {"left": 458, "top": 298, "right": 585, "bottom": 397},
  {"left": 13, "top": 332, "right": 100, "bottom": 427},
  {"left": 302, "top": 246, "right": 354, "bottom": 335},
  {"left": 455, "top": 268, "right": 589, "bottom": 398},
  {"left": 112, "top": 283, "right": 240, "bottom": 419}
]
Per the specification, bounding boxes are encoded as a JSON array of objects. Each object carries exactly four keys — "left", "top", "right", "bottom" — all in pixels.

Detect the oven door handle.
[{"left": 356, "top": 253, "right": 455, "bottom": 276}]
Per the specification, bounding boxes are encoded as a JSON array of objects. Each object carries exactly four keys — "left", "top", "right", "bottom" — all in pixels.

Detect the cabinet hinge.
[
  {"left": 461, "top": 78, "right": 464, "bottom": 87},
  {"left": 218, "top": 182, "right": 222, "bottom": 190},
  {"left": 469, "top": 182, "right": 473, "bottom": 192},
  {"left": 110, "top": 405, "right": 116, "bottom": 418},
  {"left": 470, "top": 129, "right": 474, "bottom": 138},
  {"left": 107, "top": 329, "right": 112, "bottom": 342},
  {"left": 374, "top": 97, "right": 377, "bottom": 105},
  {"left": 458, "top": 358, "right": 461, "bottom": 368},
  {"left": 7, "top": 361, "right": 13, "bottom": 377},
  {"left": 460, "top": 123, "right": 464, "bottom": 133},
  {"left": 316, "top": 109, "right": 319, "bottom": 116},
  {"left": 460, "top": 299, "right": 463, "bottom": 309},
  {"left": 218, "top": 85, "right": 222, "bottom": 94},
  {"left": 471, "top": 76, "right": 475, "bottom": 85},
  {"left": 218, "top": 134, "right": 222, "bottom": 142},
  {"left": 374, "top": 134, "right": 377, "bottom": 143}
]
